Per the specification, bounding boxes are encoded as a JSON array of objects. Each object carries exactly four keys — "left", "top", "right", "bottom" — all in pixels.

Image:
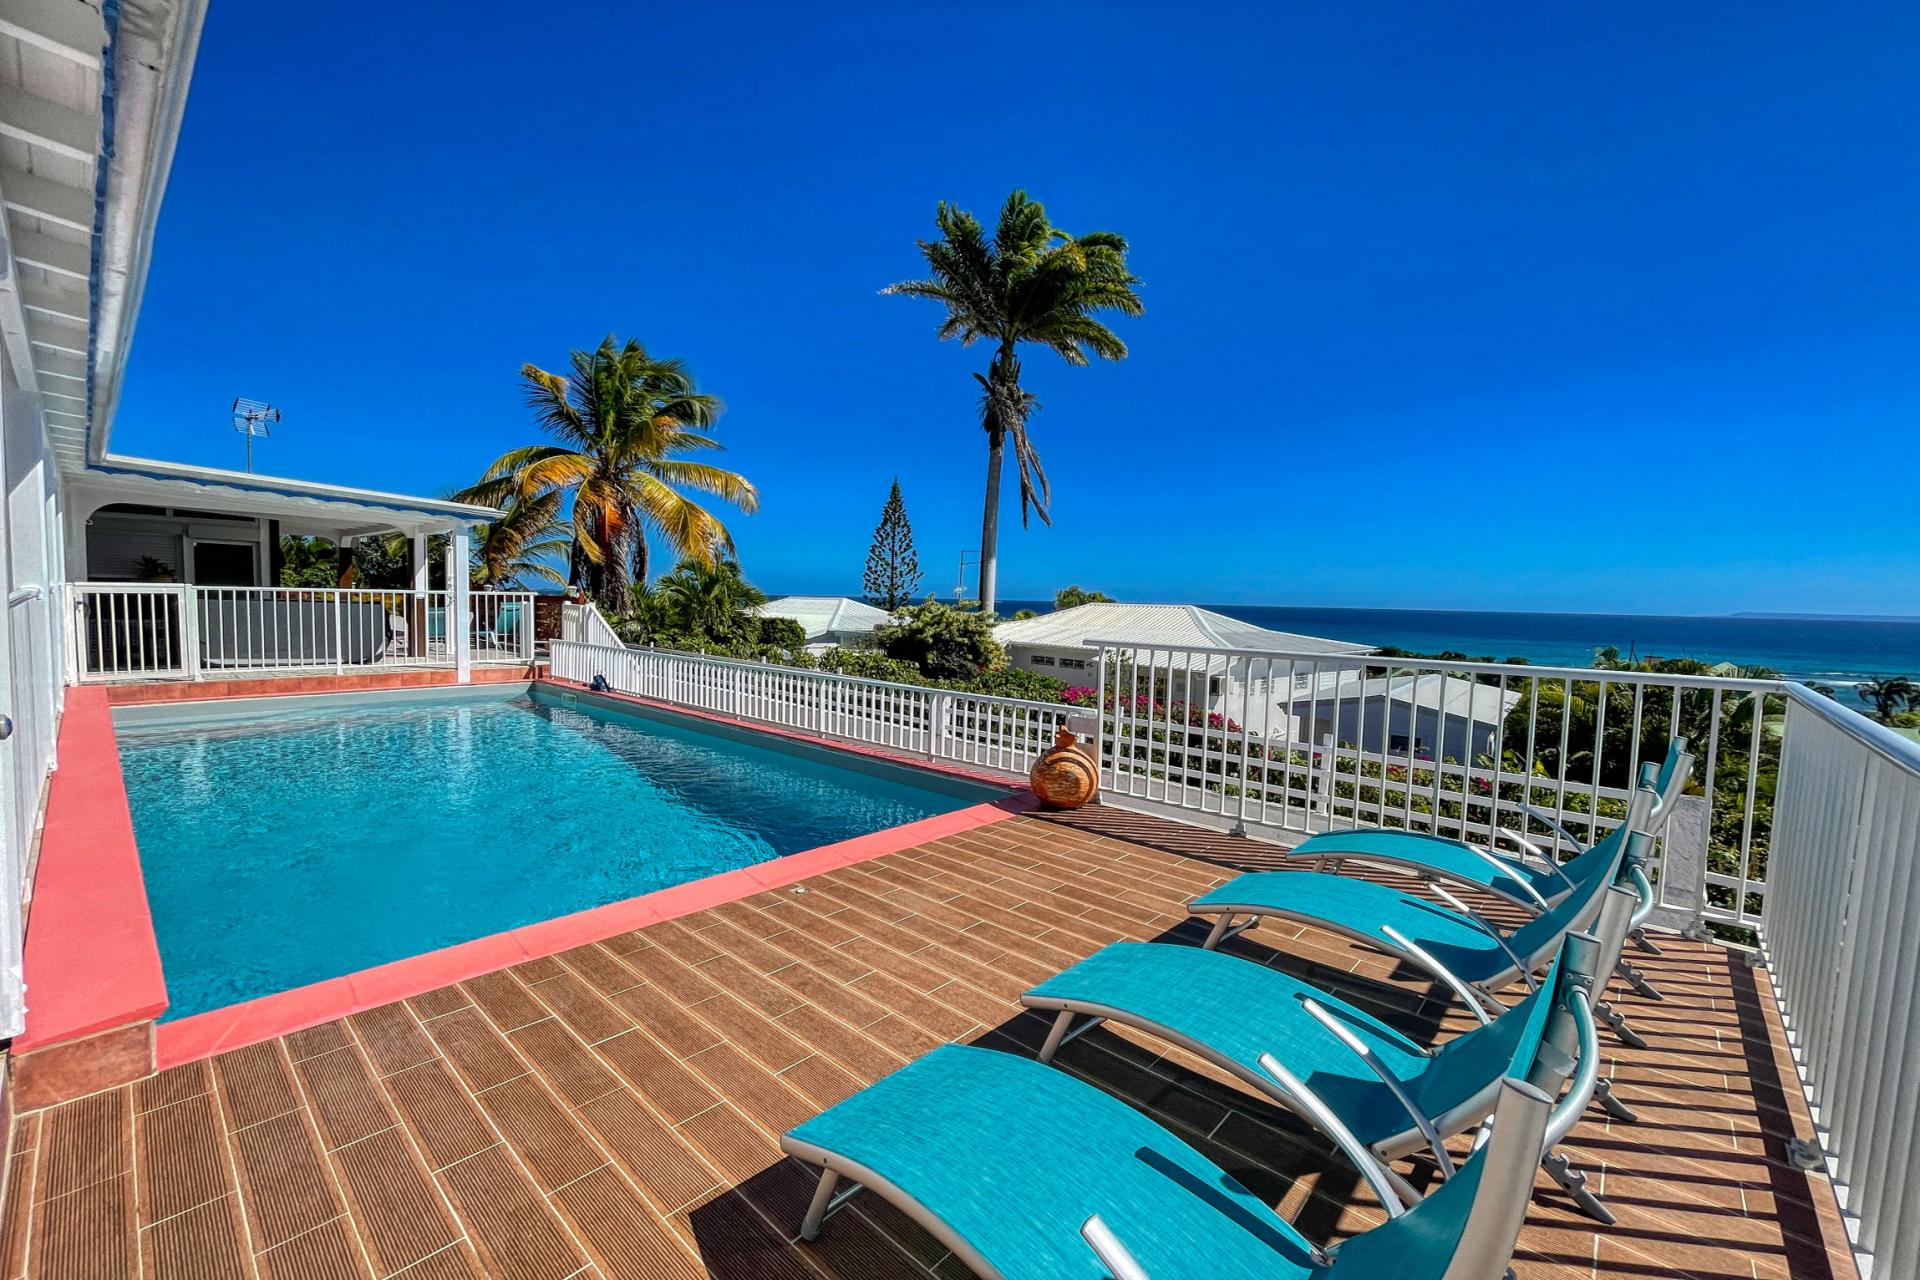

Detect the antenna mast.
[{"left": 230, "top": 398, "right": 280, "bottom": 473}]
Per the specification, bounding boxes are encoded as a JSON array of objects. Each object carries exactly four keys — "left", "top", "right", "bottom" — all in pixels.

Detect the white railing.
[
  {"left": 1762, "top": 688, "right": 1920, "bottom": 1280},
  {"left": 68, "top": 583, "right": 537, "bottom": 682},
  {"left": 560, "top": 600, "right": 627, "bottom": 650},
  {"left": 1088, "top": 640, "right": 1788, "bottom": 933},
  {"left": 549, "top": 639, "right": 1074, "bottom": 777}
]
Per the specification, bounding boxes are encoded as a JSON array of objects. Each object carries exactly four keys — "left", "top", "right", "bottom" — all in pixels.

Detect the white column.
[
  {"left": 411, "top": 532, "right": 430, "bottom": 594},
  {"left": 447, "top": 527, "right": 471, "bottom": 683}
]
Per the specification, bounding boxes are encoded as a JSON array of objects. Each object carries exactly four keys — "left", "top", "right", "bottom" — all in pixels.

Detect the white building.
[
  {"left": 994, "top": 602, "right": 1373, "bottom": 686},
  {"left": 1279, "top": 669, "right": 1524, "bottom": 763},
  {"left": 753, "top": 596, "right": 891, "bottom": 653},
  {"left": 997, "top": 603, "right": 1518, "bottom": 761}
]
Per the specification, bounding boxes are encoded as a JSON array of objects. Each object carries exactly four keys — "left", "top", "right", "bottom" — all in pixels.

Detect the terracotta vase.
[{"left": 1030, "top": 726, "right": 1098, "bottom": 810}]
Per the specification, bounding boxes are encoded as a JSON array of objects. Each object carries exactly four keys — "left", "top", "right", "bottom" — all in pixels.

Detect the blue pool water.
[{"left": 116, "top": 690, "right": 997, "bottom": 1020}]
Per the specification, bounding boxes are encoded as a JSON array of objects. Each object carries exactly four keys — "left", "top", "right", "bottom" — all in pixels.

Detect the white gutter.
[
  {"left": 89, "top": 453, "right": 504, "bottom": 522},
  {"left": 90, "top": 0, "right": 209, "bottom": 463}
]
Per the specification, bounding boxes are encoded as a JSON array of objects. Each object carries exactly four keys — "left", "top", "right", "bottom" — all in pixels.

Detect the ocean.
[{"left": 994, "top": 602, "right": 1920, "bottom": 688}]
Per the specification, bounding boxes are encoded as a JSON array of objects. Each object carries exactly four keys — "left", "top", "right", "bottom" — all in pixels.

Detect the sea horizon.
[{"left": 961, "top": 599, "right": 1920, "bottom": 688}]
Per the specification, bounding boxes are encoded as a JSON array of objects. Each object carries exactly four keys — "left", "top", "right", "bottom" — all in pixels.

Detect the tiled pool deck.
[{"left": 0, "top": 808, "right": 1856, "bottom": 1279}]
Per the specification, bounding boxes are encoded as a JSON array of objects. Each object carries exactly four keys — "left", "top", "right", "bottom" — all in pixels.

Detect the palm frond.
[{"left": 644, "top": 460, "right": 760, "bottom": 513}]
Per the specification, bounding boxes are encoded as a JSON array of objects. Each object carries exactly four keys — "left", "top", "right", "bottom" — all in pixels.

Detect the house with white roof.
[
  {"left": 753, "top": 596, "right": 891, "bottom": 653},
  {"left": 998, "top": 603, "right": 1515, "bottom": 761},
  {"left": 994, "top": 602, "right": 1373, "bottom": 686}
]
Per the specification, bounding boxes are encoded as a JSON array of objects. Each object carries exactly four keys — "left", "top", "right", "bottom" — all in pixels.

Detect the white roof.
[
  {"left": 754, "top": 596, "right": 891, "bottom": 640},
  {"left": 995, "top": 602, "right": 1373, "bottom": 657}
]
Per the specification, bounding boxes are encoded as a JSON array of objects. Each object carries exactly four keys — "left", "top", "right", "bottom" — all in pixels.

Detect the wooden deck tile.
[{"left": 0, "top": 809, "right": 1858, "bottom": 1280}]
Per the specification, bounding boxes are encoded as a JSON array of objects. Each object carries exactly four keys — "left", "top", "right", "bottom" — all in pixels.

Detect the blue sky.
[{"left": 112, "top": 3, "right": 1919, "bottom": 615}]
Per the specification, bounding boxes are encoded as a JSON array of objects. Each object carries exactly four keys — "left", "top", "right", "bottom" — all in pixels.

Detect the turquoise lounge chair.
[
  {"left": 1021, "top": 926, "right": 1626, "bottom": 1223},
  {"left": 478, "top": 601, "right": 522, "bottom": 651},
  {"left": 1275, "top": 738, "right": 1693, "bottom": 915},
  {"left": 1188, "top": 790, "right": 1653, "bottom": 1027},
  {"left": 1190, "top": 786, "right": 1674, "bottom": 1013},
  {"left": 782, "top": 1042, "right": 1552, "bottom": 1280}
]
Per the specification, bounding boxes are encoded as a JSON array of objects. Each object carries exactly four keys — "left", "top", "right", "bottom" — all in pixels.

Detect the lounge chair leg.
[
  {"left": 1382, "top": 1164, "right": 1424, "bottom": 1209},
  {"left": 1542, "top": 1152, "right": 1616, "bottom": 1226},
  {"left": 1617, "top": 959, "right": 1664, "bottom": 1001},
  {"left": 1593, "top": 1077, "right": 1638, "bottom": 1123},
  {"left": 1630, "top": 926, "right": 1664, "bottom": 956},
  {"left": 1203, "top": 915, "right": 1235, "bottom": 949},
  {"left": 1038, "top": 1011, "right": 1076, "bottom": 1064},
  {"left": 799, "top": 1169, "right": 840, "bottom": 1241},
  {"left": 1595, "top": 1000, "right": 1647, "bottom": 1051}
]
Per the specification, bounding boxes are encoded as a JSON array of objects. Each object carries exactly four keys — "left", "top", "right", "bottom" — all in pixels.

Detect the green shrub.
[
  {"left": 875, "top": 601, "right": 1004, "bottom": 680},
  {"left": 817, "top": 648, "right": 924, "bottom": 684},
  {"left": 756, "top": 616, "right": 808, "bottom": 649},
  {"left": 945, "top": 667, "right": 1068, "bottom": 702}
]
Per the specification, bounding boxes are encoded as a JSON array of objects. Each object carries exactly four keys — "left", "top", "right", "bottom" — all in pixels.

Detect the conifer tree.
[{"left": 863, "top": 479, "right": 923, "bottom": 609}]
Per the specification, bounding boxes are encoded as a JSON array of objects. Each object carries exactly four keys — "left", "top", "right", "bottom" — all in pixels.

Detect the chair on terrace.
[
  {"left": 1021, "top": 928, "right": 1626, "bottom": 1222},
  {"left": 782, "top": 1042, "right": 1553, "bottom": 1280}
]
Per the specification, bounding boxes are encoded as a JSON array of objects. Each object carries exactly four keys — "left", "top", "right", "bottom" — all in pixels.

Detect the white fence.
[
  {"left": 1762, "top": 688, "right": 1920, "bottom": 1280},
  {"left": 1088, "top": 640, "right": 1788, "bottom": 933},
  {"left": 67, "top": 583, "right": 536, "bottom": 681},
  {"left": 559, "top": 600, "right": 626, "bottom": 651},
  {"left": 549, "top": 639, "right": 1074, "bottom": 777}
]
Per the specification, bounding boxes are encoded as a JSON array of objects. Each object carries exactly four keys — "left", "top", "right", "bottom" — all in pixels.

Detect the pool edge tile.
[{"left": 152, "top": 792, "right": 1031, "bottom": 1071}]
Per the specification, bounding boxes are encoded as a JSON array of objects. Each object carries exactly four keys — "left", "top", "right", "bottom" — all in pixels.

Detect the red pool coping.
[
  {"left": 156, "top": 792, "right": 1034, "bottom": 1067},
  {"left": 21, "top": 673, "right": 1040, "bottom": 1072},
  {"left": 16, "top": 686, "right": 169, "bottom": 1055}
]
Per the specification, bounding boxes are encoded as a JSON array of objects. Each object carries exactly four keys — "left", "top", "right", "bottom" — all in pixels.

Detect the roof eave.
[
  {"left": 91, "top": 0, "right": 210, "bottom": 465},
  {"left": 84, "top": 454, "right": 502, "bottom": 524}
]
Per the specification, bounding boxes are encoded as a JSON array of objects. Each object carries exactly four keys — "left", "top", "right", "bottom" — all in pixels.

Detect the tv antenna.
[
  {"left": 231, "top": 398, "right": 280, "bottom": 472},
  {"left": 955, "top": 550, "right": 981, "bottom": 606}
]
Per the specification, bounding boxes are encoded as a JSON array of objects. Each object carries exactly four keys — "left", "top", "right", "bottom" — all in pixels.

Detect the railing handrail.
[
  {"left": 1782, "top": 680, "right": 1920, "bottom": 772},
  {"left": 68, "top": 582, "right": 537, "bottom": 681},
  {"left": 557, "top": 639, "right": 1071, "bottom": 716},
  {"left": 1084, "top": 637, "right": 1789, "bottom": 693}
]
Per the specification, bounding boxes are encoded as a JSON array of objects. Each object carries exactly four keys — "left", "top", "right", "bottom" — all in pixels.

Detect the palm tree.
[
  {"left": 278, "top": 535, "right": 340, "bottom": 588},
  {"left": 471, "top": 490, "right": 571, "bottom": 589},
  {"left": 884, "top": 191, "right": 1142, "bottom": 615},
  {"left": 461, "top": 337, "right": 757, "bottom": 612},
  {"left": 1857, "top": 675, "right": 1917, "bottom": 723},
  {"left": 654, "top": 558, "right": 767, "bottom": 641}
]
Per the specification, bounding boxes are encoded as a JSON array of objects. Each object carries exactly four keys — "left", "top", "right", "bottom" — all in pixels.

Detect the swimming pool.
[{"left": 114, "top": 686, "right": 1002, "bottom": 1021}]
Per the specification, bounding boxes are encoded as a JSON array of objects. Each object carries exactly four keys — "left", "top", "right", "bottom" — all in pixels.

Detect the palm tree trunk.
[
  {"left": 633, "top": 534, "right": 649, "bottom": 599},
  {"left": 977, "top": 345, "right": 1020, "bottom": 616},
  {"left": 568, "top": 537, "right": 588, "bottom": 591},
  {"left": 978, "top": 427, "right": 1004, "bottom": 616}
]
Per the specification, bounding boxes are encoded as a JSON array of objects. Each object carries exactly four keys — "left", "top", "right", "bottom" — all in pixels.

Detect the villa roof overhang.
[
  {"left": 71, "top": 455, "right": 501, "bottom": 537},
  {"left": 0, "top": 0, "right": 210, "bottom": 474}
]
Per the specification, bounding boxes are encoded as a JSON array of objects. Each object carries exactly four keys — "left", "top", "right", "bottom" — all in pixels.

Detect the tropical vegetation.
[
  {"left": 872, "top": 601, "right": 1002, "bottom": 681},
  {"left": 1856, "top": 675, "right": 1918, "bottom": 724},
  {"left": 885, "top": 190, "right": 1142, "bottom": 614},
  {"left": 1053, "top": 585, "right": 1112, "bottom": 609},
  {"left": 610, "top": 558, "right": 791, "bottom": 655},
  {"left": 471, "top": 491, "right": 570, "bottom": 588},
  {"left": 460, "top": 336, "right": 757, "bottom": 613}
]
